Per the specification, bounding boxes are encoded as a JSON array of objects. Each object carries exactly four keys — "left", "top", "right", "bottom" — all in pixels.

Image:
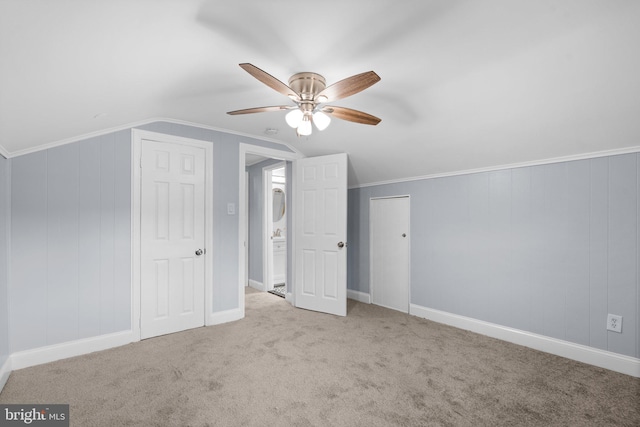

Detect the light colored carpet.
[{"left": 1, "top": 287, "right": 639, "bottom": 426}]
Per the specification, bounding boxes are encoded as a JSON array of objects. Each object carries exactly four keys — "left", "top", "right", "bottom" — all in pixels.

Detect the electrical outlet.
[{"left": 607, "top": 314, "right": 622, "bottom": 333}]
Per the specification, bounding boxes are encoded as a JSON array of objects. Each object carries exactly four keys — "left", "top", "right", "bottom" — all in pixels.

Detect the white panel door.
[
  {"left": 141, "top": 139, "right": 206, "bottom": 339},
  {"left": 371, "top": 197, "right": 410, "bottom": 313},
  {"left": 294, "top": 153, "right": 347, "bottom": 316}
]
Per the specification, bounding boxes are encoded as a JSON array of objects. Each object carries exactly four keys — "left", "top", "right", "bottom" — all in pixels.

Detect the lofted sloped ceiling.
[{"left": 1, "top": 0, "right": 639, "bottom": 187}]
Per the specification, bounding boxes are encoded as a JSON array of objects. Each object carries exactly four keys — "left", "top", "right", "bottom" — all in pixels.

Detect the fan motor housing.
[{"left": 288, "top": 72, "right": 326, "bottom": 101}]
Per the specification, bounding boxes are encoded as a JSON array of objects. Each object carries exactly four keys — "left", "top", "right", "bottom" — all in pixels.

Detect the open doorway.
[
  {"left": 239, "top": 145, "right": 349, "bottom": 318},
  {"left": 245, "top": 158, "right": 287, "bottom": 295},
  {"left": 239, "top": 144, "right": 299, "bottom": 313}
]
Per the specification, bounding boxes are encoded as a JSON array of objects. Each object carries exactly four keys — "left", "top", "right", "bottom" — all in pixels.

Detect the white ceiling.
[{"left": 1, "top": 0, "right": 639, "bottom": 187}]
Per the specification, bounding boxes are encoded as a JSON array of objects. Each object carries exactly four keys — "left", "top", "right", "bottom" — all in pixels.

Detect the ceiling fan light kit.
[
  {"left": 285, "top": 109, "right": 303, "bottom": 128},
  {"left": 227, "top": 63, "right": 381, "bottom": 137},
  {"left": 285, "top": 108, "right": 330, "bottom": 133},
  {"left": 312, "top": 111, "right": 331, "bottom": 131},
  {"left": 297, "top": 115, "right": 313, "bottom": 136}
]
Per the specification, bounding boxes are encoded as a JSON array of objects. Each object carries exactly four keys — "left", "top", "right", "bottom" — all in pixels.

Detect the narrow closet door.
[{"left": 370, "top": 196, "right": 410, "bottom": 313}]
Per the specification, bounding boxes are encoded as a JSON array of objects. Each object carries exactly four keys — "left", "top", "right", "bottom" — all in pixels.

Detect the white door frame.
[
  {"left": 369, "top": 195, "right": 411, "bottom": 313},
  {"left": 263, "top": 161, "right": 286, "bottom": 292},
  {"left": 244, "top": 171, "right": 249, "bottom": 287},
  {"left": 238, "top": 144, "right": 301, "bottom": 316},
  {"left": 132, "top": 129, "right": 214, "bottom": 341}
]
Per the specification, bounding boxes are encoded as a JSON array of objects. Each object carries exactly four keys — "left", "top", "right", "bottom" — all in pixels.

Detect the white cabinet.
[{"left": 273, "top": 238, "right": 286, "bottom": 285}]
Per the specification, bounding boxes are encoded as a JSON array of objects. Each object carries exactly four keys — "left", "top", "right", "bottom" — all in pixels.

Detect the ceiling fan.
[{"left": 227, "top": 63, "right": 381, "bottom": 136}]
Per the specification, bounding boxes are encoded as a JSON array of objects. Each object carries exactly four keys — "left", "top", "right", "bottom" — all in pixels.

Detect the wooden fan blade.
[
  {"left": 227, "top": 105, "right": 292, "bottom": 115},
  {"left": 239, "top": 63, "right": 300, "bottom": 99},
  {"left": 316, "top": 71, "right": 380, "bottom": 102},
  {"left": 322, "top": 106, "right": 381, "bottom": 125}
]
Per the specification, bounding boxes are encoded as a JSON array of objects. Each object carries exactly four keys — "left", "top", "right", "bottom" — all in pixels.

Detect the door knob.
[
  {"left": 195, "top": 249, "right": 203, "bottom": 256},
  {"left": 337, "top": 242, "right": 345, "bottom": 248}
]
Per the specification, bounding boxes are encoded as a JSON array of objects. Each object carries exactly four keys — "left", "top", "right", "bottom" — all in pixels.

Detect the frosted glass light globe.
[
  {"left": 285, "top": 109, "right": 303, "bottom": 128},
  {"left": 313, "top": 111, "right": 331, "bottom": 131}
]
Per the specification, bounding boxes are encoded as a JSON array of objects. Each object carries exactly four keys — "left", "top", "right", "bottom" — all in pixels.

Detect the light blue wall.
[
  {"left": 0, "top": 155, "right": 9, "bottom": 367},
  {"left": 8, "top": 121, "right": 294, "bottom": 353},
  {"left": 10, "top": 132, "right": 131, "bottom": 352},
  {"left": 246, "top": 158, "right": 285, "bottom": 284},
  {"left": 247, "top": 162, "right": 262, "bottom": 283},
  {"left": 348, "top": 154, "right": 640, "bottom": 359}
]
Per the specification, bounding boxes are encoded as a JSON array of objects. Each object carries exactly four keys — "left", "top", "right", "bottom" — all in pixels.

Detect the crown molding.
[
  {"left": 350, "top": 145, "right": 640, "bottom": 189},
  {"left": 154, "top": 118, "right": 299, "bottom": 155},
  {"left": 0, "top": 117, "right": 299, "bottom": 159}
]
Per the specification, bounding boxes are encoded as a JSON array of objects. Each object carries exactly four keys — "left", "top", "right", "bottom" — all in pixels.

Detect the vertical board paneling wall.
[
  {"left": 10, "top": 132, "right": 131, "bottom": 353},
  {"left": 247, "top": 162, "right": 266, "bottom": 284},
  {"left": 0, "top": 155, "right": 9, "bottom": 366},
  {"left": 5, "top": 120, "right": 295, "bottom": 355},
  {"left": 348, "top": 154, "right": 639, "bottom": 358}
]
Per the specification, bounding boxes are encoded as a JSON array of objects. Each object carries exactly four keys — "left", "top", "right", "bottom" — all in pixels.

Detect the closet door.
[
  {"left": 140, "top": 139, "right": 206, "bottom": 339},
  {"left": 370, "top": 196, "right": 410, "bottom": 313}
]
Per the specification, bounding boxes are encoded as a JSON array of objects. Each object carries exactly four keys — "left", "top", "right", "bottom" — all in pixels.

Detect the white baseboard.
[
  {"left": 410, "top": 304, "right": 640, "bottom": 378},
  {"left": 0, "top": 355, "right": 11, "bottom": 392},
  {"left": 207, "top": 308, "right": 243, "bottom": 326},
  {"left": 10, "top": 330, "right": 135, "bottom": 371},
  {"left": 347, "top": 289, "right": 371, "bottom": 304},
  {"left": 2, "top": 307, "right": 243, "bottom": 393},
  {"left": 248, "top": 279, "right": 265, "bottom": 292},
  {"left": 285, "top": 292, "right": 293, "bottom": 304}
]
